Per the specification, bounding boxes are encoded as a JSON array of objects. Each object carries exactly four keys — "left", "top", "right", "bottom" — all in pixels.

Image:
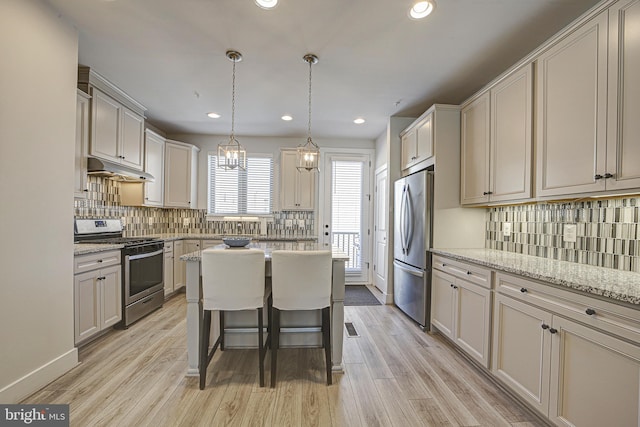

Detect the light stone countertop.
[
  {"left": 181, "top": 242, "right": 350, "bottom": 262},
  {"left": 143, "top": 233, "right": 317, "bottom": 242},
  {"left": 431, "top": 248, "right": 640, "bottom": 305},
  {"left": 74, "top": 243, "right": 124, "bottom": 255}
]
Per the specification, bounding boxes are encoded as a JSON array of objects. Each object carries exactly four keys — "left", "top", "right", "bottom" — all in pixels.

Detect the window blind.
[
  {"left": 208, "top": 153, "right": 273, "bottom": 215},
  {"left": 332, "top": 160, "right": 363, "bottom": 232}
]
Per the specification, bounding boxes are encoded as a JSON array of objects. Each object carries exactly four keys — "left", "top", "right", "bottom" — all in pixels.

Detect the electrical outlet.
[
  {"left": 503, "top": 222, "right": 512, "bottom": 235},
  {"left": 148, "top": 217, "right": 153, "bottom": 226},
  {"left": 563, "top": 224, "right": 577, "bottom": 243},
  {"left": 285, "top": 219, "right": 293, "bottom": 227},
  {"left": 183, "top": 218, "right": 190, "bottom": 226}
]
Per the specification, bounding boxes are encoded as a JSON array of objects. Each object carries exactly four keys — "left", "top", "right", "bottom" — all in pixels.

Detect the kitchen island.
[{"left": 181, "top": 242, "right": 349, "bottom": 376}]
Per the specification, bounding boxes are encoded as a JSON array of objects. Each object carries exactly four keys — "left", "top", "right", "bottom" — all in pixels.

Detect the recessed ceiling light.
[
  {"left": 255, "top": 0, "right": 278, "bottom": 10},
  {"left": 354, "top": 118, "right": 366, "bottom": 124},
  {"left": 409, "top": 0, "right": 436, "bottom": 20},
  {"left": 207, "top": 112, "right": 221, "bottom": 119},
  {"left": 281, "top": 115, "right": 293, "bottom": 121}
]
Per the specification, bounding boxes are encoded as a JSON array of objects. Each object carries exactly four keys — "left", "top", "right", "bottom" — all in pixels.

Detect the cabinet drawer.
[
  {"left": 432, "top": 255, "right": 492, "bottom": 289},
  {"left": 74, "top": 250, "right": 121, "bottom": 274},
  {"left": 164, "top": 241, "right": 174, "bottom": 253},
  {"left": 496, "top": 272, "right": 640, "bottom": 345}
]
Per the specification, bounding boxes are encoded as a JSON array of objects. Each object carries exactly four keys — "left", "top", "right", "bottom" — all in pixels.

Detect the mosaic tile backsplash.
[
  {"left": 74, "top": 176, "right": 315, "bottom": 238},
  {"left": 486, "top": 198, "right": 640, "bottom": 273}
]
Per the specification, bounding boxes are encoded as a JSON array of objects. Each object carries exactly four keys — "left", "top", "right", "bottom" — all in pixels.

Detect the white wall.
[
  {"left": 0, "top": 0, "right": 78, "bottom": 402},
  {"left": 168, "top": 133, "right": 375, "bottom": 211}
]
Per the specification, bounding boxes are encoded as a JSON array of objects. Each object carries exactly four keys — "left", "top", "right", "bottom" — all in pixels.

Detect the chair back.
[
  {"left": 201, "top": 248, "right": 265, "bottom": 311},
  {"left": 271, "top": 250, "right": 332, "bottom": 310}
]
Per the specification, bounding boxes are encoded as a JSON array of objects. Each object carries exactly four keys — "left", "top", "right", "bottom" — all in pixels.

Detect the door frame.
[
  {"left": 317, "top": 147, "right": 374, "bottom": 284},
  {"left": 373, "top": 164, "right": 389, "bottom": 296}
]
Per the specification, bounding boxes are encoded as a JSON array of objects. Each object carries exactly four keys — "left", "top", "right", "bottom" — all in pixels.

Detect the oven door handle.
[{"left": 127, "top": 248, "right": 164, "bottom": 261}]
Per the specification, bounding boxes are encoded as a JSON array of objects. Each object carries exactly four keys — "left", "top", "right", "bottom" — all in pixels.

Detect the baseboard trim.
[{"left": 0, "top": 347, "right": 78, "bottom": 403}]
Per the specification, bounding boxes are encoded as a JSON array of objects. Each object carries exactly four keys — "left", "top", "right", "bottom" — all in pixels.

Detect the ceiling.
[{"left": 47, "top": 0, "right": 601, "bottom": 140}]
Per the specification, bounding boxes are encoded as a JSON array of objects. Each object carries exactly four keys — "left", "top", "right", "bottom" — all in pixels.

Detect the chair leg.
[
  {"left": 199, "top": 310, "right": 212, "bottom": 390},
  {"left": 271, "top": 307, "right": 280, "bottom": 388},
  {"left": 258, "top": 307, "right": 264, "bottom": 387},
  {"left": 322, "top": 307, "right": 332, "bottom": 385},
  {"left": 219, "top": 311, "right": 225, "bottom": 351},
  {"left": 266, "top": 294, "right": 273, "bottom": 349}
]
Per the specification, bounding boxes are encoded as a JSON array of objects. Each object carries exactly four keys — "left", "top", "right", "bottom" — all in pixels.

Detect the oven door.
[{"left": 125, "top": 248, "right": 164, "bottom": 305}]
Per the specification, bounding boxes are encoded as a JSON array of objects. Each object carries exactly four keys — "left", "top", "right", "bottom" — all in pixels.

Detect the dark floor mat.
[{"left": 344, "top": 285, "right": 382, "bottom": 306}]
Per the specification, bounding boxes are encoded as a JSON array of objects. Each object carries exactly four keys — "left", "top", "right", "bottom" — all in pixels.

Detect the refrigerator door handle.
[
  {"left": 405, "top": 184, "right": 414, "bottom": 253},
  {"left": 393, "top": 261, "right": 424, "bottom": 278},
  {"left": 399, "top": 184, "right": 407, "bottom": 253}
]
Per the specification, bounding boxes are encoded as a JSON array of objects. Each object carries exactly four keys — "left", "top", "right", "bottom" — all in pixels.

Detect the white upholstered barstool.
[
  {"left": 270, "top": 250, "right": 332, "bottom": 387},
  {"left": 200, "top": 248, "right": 270, "bottom": 389}
]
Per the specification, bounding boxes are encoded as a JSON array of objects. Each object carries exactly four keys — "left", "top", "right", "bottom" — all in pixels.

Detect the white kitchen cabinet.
[
  {"left": 173, "top": 240, "right": 186, "bottom": 291},
  {"left": 606, "top": 0, "right": 640, "bottom": 191},
  {"left": 400, "top": 112, "right": 433, "bottom": 173},
  {"left": 89, "top": 87, "right": 144, "bottom": 171},
  {"left": 74, "top": 90, "right": 90, "bottom": 198},
  {"left": 461, "top": 64, "right": 532, "bottom": 205},
  {"left": 74, "top": 251, "right": 122, "bottom": 345},
  {"left": 535, "top": 11, "right": 608, "bottom": 197},
  {"left": 143, "top": 130, "right": 165, "bottom": 206},
  {"left": 280, "top": 149, "right": 315, "bottom": 210},
  {"left": 163, "top": 241, "right": 174, "bottom": 296},
  {"left": 164, "top": 140, "right": 198, "bottom": 209},
  {"left": 431, "top": 256, "right": 492, "bottom": 368}
]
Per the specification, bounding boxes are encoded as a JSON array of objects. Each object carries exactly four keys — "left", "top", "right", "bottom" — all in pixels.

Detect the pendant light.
[
  {"left": 217, "top": 50, "right": 247, "bottom": 171},
  {"left": 297, "top": 54, "right": 320, "bottom": 172}
]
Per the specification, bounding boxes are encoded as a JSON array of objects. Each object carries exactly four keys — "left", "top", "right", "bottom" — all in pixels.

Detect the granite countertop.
[
  {"left": 431, "top": 248, "right": 640, "bottom": 305},
  {"left": 74, "top": 243, "right": 124, "bottom": 255},
  {"left": 181, "top": 242, "right": 350, "bottom": 262},
  {"left": 143, "top": 233, "right": 317, "bottom": 242}
]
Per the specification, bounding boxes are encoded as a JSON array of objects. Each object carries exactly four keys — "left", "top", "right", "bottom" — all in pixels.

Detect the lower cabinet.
[
  {"left": 164, "top": 241, "right": 174, "bottom": 296},
  {"left": 74, "top": 251, "right": 122, "bottom": 345}
]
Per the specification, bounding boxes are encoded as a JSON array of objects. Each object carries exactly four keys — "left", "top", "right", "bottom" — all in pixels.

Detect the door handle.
[{"left": 393, "top": 261, "right": 424, "bottom": 278}]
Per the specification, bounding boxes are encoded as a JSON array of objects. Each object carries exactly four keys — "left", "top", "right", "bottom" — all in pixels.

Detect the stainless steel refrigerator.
[{"left": 393, "top": 168, "right": 433, "bottom": 330}]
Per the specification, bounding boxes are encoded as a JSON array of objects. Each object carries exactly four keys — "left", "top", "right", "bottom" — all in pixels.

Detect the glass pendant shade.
[
  {"left": 296, "top": 137, "right": 320, "bottom": 172},
  {"left": 218, "top": 135, "right": 246, "bottom": 170}
]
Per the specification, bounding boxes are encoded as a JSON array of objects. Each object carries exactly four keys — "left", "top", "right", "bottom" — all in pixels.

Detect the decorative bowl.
[{"left": 223, "top": 237, "right": 252, "bottom": 248}]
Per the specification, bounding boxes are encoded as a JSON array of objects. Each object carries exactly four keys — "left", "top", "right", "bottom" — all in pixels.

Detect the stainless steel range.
[{"left": 75, "top": 218, "right": 164, "bottom": 327}]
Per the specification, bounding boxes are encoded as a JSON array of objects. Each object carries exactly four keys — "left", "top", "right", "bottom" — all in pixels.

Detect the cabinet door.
[
  {"left": 296, "top": 164, "right": 315, "bottom": 210},
  {"left": 280, "top": 151, "right": 298, "bottom": 210},
  {"left": 461, "top": 92, "right": 490, "bottom": 205},
  {"left": 400, "top": 128, "right": 418, "bottom": 171},
  {"left": 535, "top": 12, "right": 608, "bottom": 197},
  {"left": 74, "top": 271, "right": 100, "bottom": 344},
  {"left": 454, "top": 279, "right": 492, "bottom": 368},
  {"left": 164, "top": 246, "right": 174, "bottom": 296},
  {"left": 75, "top": 91, "right": 90, "bottom": 198},
  {"left": 173, "top": 240, "right": 185, "bottom": 290},
  {"left": 415, "top": 113, "right": 433, "bottom": 164},
  {"left": 492, "top": 293, "right": 552, "bottom": 416},
  {"left": 101, "top": 265, "right": 122, "bottom": 328},
  {"left": 144, "top": 130, "right": 165, "bottom": 207},
  {"left": 120, "top": 108, "right": 144, "bottom": 170},
  {"left": 164, "top": 142, "right": 192, "bottom": 208},
  {"left": 90, "top": 88, "right": 121, "bottom": 163},
  {"left": 490, "top": 65, "right": 532, "bottom": 202},
  {"left": 606, "top": 0, "right": 640, "bottom": 191},
  {"left": 431, "top": 269, "right": 455, "bottom": 338},
  {"left": 549, "top": 316, "right": 640, "bottom": 427}
]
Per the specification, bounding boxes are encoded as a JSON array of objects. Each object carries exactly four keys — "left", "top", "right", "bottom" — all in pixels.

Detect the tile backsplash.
[
  {"left": 486, "top": 197, "right": 640, "bottom": 272},
  {"left": 74, "top": 176, "right": 315, "bottom": 238}
]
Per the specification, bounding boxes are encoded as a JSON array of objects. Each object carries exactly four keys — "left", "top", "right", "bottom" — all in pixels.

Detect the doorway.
[{"left": 373, "top": 165, "right": 388, "bottom": 294}]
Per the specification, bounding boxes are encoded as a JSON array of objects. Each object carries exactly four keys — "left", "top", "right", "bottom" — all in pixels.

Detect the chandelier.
[
  {"left": 217, "top": 50, "right": 247, "bottom": 171},
  {"left": 297, "top": 54, "right": 320, "bottom": 172}
]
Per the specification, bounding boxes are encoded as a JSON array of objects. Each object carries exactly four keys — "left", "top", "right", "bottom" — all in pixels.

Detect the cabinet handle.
[
  {"left": 520, "top": 288, "right": 528, "bottom": 293},
  {"left": 541, "top": 324, "right": 549, "bottom": 330},
  {"left": 483, "top": 191, "right": 488, "bottom": 195},
  {"left": 453, "top": 285, "right": 458, "bottom": 290},
  {"left": 594, "top": 174, "right": 603, "bottom": 180},
  {"left": 466, "top": 271, "right": 472, "bottom": 275},
  {"left": 98, "top": 276, "right": 105, "bottom": 281},
  {"left": 140, "top": 176, "right": 146, "bottom": 180},
  {"left": 585, "top": 308, "right": 596, "bottom": 316},
  {"left": 442, "top": 263, "right": 446, "bottom": 267},
  {"left": 450, "top": 283, "right": 454, "bottom": 288},
  {"left": 549, "top": 328, "right": 558, "bottom": 334},
  {"left": 83, "top": 189, "right": 88, "bottom": 192},
  {"left": 97, "top": 259, "right": 103, "bottom": 263},
  {"left": 604, "top": 173, "right": 614, "bottom": 179}
]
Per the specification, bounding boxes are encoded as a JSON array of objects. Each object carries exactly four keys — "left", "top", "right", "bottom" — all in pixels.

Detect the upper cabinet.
[
  {"left": 535, "top": 12, "right": 609, "bottom": 197},
  {"left": 280, "top": 149, "right": 315, "bottom": 210},
  {"left": 400, "top": 112, "right": 433, "bottom": 174},
  {"left": 74, "top": 90, "right": 90, "bottom": 198},
  {"left": 78, "top": 66, "right": 146, "bottom": 171},
  {"left": 143, "top": 130, "right": 165, "bottom": 207},
  {"left": 461, "top": 65, "right": 532, "bottom": 205},
  {"left": 164, "top": 139, "right": 199, "bottom": 209}
]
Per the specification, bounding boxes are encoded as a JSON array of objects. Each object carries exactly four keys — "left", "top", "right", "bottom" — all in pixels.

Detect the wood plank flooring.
[{"left": 23, "top": 294, "right": 545, "bottom": 426}]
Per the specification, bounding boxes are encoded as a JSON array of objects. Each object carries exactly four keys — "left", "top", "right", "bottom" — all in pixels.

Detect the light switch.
[{"left": 563, "top": 224, "right": 577, "bottom": 243}]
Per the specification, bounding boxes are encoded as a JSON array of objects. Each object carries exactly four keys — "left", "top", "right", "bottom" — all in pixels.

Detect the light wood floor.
[{"left": 23, "top": 294, "right": 544, "bottom": 426}]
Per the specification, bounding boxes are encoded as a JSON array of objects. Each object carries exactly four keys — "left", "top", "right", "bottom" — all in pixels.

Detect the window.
[{"left": 208, "top": 153, "right": 273, "bottom": 215}]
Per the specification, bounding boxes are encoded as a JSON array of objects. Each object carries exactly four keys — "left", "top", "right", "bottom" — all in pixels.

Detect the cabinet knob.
[
  {"left": 450, "top": 283, "right": 454, "bottom": 288},
  {"left": 585, "top": 308, "right": 596, "bottom": 316},
  {"left": 466, "top": 271, "right": 472, "bottom": 275},
  {"left": 97, "top": 259, "right": 103, "bottom": 263},
  {"left": 325, "top": 232, "right": 329, "bottom": 236},
  {"left": 604, "top": 173, "right": 614, "bottom": 179},
  {"left": 83, "top": 189, "right": 88, "bottom": 192},
  {"left": 442, "top": 263, "right": 446, "bottom": 267},
  {"left": 482, "top": 191, "right": 493, "bottom": 195},
  {"left": 594, "top": 174, "right": 603, "bottom": 180},
  {"left": 453, "top": 285, "right": 458, "bottom": 290},
  {"left": 541, "top": 324, "right": 549, "bottom": 330},
  {"left": 549, "top": 328, "right": 558, "bottom": 334},
  {"left": 520, "top": 288, "right": 527, "bottom": 293}
]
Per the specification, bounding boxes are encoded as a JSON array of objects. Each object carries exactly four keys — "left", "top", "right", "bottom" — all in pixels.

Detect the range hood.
[{"left": 87, "top": 157, "right": 154, "bottom": 182}]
